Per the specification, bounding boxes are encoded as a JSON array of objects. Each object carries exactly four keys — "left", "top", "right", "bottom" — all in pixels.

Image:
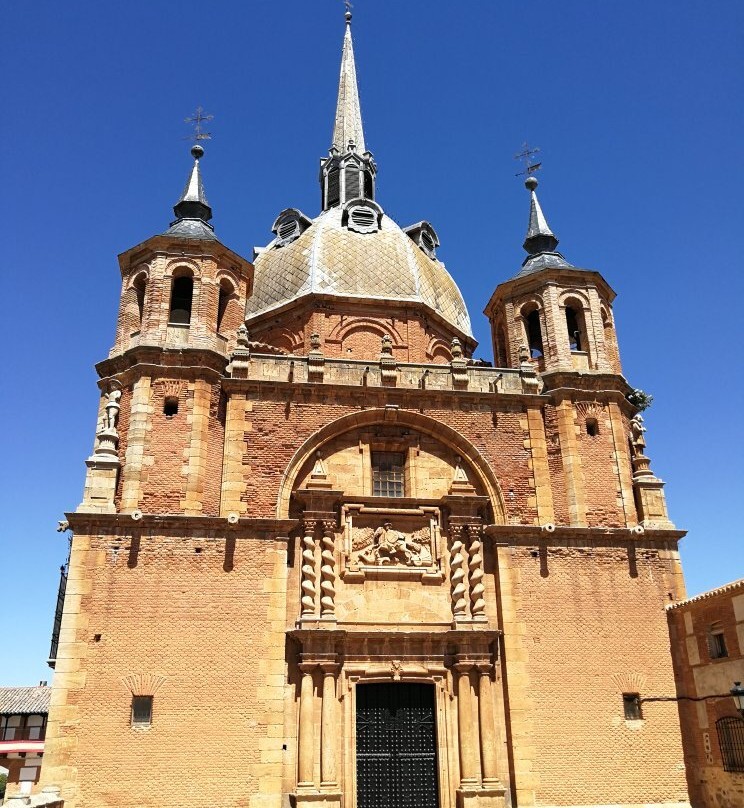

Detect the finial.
[
  {"left": 345, "top": 0, "right": 353, "bottom": 23},
  {"left": 191, "top": 143, "right": 204, "bottom": 161},
  {"left": 525, "top": 175, "right": 538, "bottom": 191},
  {"left": 514, "top": 142, "right": 542, "bottom": 178},
  {"left": 185, "top": 106, "right": 213, "bottom": 143}
]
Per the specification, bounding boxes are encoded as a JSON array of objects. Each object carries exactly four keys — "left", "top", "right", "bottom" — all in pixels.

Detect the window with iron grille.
[
  {"left": 623, "top": 693, "right": 642, "bottom": 720},
  {"left": 716, "top": 716, "right": 744, "bottom": 772},
  {"left": 131, "top": 696, "right": 153, "bottom": 726},
  {"left": 372, "top": 452, "right": 405, "bottom": 498}
]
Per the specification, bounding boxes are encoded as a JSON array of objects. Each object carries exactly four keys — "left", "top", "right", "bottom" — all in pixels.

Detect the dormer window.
[
  {"left": 344, "top": 199, "right": 382, "bottom": 234},
  {"left": 272, "top": 208, "right": 312, "bottom": 248},
  {"left": 403, "top": 221, "right": 440, "bottom": 259}
]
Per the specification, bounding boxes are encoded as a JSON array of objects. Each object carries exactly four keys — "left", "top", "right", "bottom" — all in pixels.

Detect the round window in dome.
[{"left": 347, "top": 204, "right": 379, "bottom": 234}]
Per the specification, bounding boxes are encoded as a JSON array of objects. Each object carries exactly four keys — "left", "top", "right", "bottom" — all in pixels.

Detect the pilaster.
[
  {"left": 554, "top": 397, "right": 587, "bottom": 526},
  {"left": 119, "top": 375, "right": 152, "bottom": 512}
]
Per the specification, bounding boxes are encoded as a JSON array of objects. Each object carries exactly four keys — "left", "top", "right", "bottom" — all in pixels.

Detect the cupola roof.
[
  {"left": 246, "top": 10, "right": 473, "bottom": 339},
  {"left": 247, "top": 205, "right": 473, "bottom": 337}
]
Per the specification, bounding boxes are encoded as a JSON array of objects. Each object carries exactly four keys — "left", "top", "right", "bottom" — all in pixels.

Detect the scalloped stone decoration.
[{"left": 122, "top": 673, "right": 167, "bottom": 696}]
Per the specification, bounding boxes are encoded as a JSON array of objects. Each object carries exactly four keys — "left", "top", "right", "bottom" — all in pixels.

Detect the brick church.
[{"left": 40, "top": 10, "right": 692, "bottom": 808}]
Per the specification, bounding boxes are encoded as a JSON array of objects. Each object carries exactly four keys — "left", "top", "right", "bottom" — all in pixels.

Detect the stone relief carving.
[{"left": 354, "top": 522, "right": 433, "bottom": 567}]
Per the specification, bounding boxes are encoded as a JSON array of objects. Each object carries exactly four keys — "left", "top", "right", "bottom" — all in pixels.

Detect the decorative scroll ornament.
[{"left": 356, "top": 522, "right": 433, "bottom": 567}]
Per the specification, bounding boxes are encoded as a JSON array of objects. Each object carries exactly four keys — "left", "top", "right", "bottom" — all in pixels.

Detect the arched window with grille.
[{"left": 716, "top": 716, "right": 744, "bottom": 772}]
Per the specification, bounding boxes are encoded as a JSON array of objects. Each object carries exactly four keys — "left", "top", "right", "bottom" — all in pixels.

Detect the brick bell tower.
[
  {"left": 78, "top": 144, "right": 253, "bottom": 517},
  {"left": 484, "top": 175, "right": 673, "bottom": 529}
]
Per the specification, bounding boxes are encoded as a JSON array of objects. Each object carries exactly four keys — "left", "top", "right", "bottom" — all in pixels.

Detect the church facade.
[{"left": 41, "top": 11, "right": 691, "bottom": 808}]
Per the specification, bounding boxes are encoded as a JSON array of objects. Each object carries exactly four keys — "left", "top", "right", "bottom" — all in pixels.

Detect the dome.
[{"left": 245, "top": 206, "right": 473, "bottom": 337}]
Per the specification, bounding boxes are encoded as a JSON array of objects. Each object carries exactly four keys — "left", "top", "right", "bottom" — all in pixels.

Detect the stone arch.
[
  {"left": 276, "top": 408, "right": 507, "bottom": 522},
  {"left": 426, "top": 337, "right": 451, "bottom": 364},
  {"left": 164, "top": 257, "right": 202, "bottom": 278},
  {"left": 329, "top": 316, "right": 404, "bottom": 346}
]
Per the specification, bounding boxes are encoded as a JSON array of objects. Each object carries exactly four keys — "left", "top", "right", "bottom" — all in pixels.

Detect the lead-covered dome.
[{"left": 245, "top": 204, "right": 473, "bottom": 338}]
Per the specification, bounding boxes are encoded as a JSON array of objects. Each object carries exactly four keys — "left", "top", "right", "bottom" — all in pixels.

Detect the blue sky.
[{"left": 1, "top": 0, "right": 742, "bottom": 686}]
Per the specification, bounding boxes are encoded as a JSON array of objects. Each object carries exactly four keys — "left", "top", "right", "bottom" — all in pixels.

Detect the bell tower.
[
  {"left": 78, "top": 144, "right": 253, "bottom": 515},
  {"left": 484, "top": 176, "right": 621, "bottom": 376}
]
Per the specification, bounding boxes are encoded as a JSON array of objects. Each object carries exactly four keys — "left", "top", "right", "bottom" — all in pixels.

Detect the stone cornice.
[
  {"left": 484, "top": 524, "right": 687, "bottom": 544},
  {"left": 66, "top": 511, "right": 297, "bottom": 537},
  {"left": 95, "top": 347, "right": 229, "bottom": 381}
]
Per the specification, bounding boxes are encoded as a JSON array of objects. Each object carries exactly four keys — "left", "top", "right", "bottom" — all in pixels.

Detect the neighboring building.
[
  {"left": 0, "top": 686, "right": 50, "bottom": 800},
  {"left": 667, "top": 579, "right": 744, "bottom": 808},
  {"left": 40, "top": 10, "right": 692, "bottom": 808}
]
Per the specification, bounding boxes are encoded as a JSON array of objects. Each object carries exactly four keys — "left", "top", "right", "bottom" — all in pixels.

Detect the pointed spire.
[
  {"left": 173, "top": 144, "right": 212, "bottom": 222},
  {"left": 331, "top": 9, "right": 365, "bottom": 154},
  {"left": 523, "top": 176, "right": 559, "bottom": 255},
  {"left": 164, "top": 144, "right": 216, "bottom": 240}
]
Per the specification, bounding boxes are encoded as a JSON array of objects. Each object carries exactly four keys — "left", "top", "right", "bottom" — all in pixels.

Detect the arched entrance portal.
[{"left": 356, "top": 682, "right": 440, "bottom": 808}]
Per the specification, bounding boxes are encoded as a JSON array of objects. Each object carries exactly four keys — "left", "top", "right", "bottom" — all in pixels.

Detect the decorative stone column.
[
  {"left": 456, "top": 663, "right": 480, "bottom": 786},
  {"left": 319, "top": 520, "right": 337, "bottom": 618},
  {"left": 300, "top": 522, "right": 318, "bottom": 617},
  {"left": 297, "top": 663, "right": 316, "bottom": 789},
  {"left": 467, "top": 525, "right": 486, "bottom": 620},
  {"left": 450, "top": 525, "right": 468, "bottom": 620},
  {"left": 320, "top": 664, "right": 339, "bottom": 788},
  {"left": 477, "top": 664, "right": 501, "bottom": 787}
]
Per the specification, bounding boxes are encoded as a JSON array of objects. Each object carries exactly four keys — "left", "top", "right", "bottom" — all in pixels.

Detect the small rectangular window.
[
  {"left": 372, "top": 451, "right": 405, "bottom": 498},
  {"left": 623, "top": 693, "right": 642, "bottom": 721},
  {"left": 131, "top": 695, "right": 153, "bottom": 726},
  {"left": 708, "top": 630, "right": 728, "bottom": 659}
]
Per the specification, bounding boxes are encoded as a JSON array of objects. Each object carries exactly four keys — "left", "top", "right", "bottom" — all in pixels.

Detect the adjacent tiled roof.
[
  {"left": 666, "top": 578, "right": 744, "bottom": 610},
  {"left": 246, "top": 206, "right": 473, "bottom": 337},
  {"left": 0, "top": 686, "right": 51, "bottom": 715}
]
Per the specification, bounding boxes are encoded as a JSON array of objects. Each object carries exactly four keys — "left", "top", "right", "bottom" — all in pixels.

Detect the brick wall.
[{"left": 44, "top": 529, "right": 288, "bottom": 808}]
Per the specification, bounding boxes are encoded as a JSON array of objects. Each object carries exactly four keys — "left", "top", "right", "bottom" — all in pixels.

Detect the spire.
[
  {"left": 331, "top": 9, "right": 365, "bottom": 154},
  {"left": 164, "top": 144, "right": 216, "bottom": 240},
  {"left": 523, "top": 176, "right": 558, "bottom": 255},
  {"left": 173, "top": 144, "right": 212, "bottom": 222}
]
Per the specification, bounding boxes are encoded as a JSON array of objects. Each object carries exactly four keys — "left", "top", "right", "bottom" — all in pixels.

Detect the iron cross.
[
  {"left": 185, "top": 106, "right": 213, "bottom": 142},
  {"left": 514, "top": 142, "right": 542, "bottom": 177}
]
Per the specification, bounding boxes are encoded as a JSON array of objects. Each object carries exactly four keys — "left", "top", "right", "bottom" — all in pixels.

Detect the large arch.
[{"left": 276, "top": 408, "right": 507, "bottom": 522}]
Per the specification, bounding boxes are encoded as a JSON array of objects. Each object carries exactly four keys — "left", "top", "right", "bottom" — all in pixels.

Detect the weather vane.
[
  {"left": 184, "top": 106, "right": 214, "bottom": 142},
  {"left": 344, "top": 0, "right": 353, "bottom": 16},
  {"left": 514, "top": 142, "right": 542, "bottom": 177}
]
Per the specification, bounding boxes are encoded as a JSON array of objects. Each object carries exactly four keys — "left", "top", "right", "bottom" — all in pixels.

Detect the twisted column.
[
  {"left": 320, "top": 664, "right": 339, "bottom": 787},
  {"left": 450, "top": 525, "right": 468, "bottom": 619},
  {"left": 456, "top": 663, "right": 480, "bottom": 786},
  {"left": 319, "top": 520, "right": 337, "bottom": 617},
  {"left": 297, "top": 664, "right": 316, "bottom": 789},
  {"left": 300, "top": 524, "right": 317, "bottom": 616},
  {"left": 467, "top": 525, "right": 486, "bottom": 619},
  {"left": 477, "top": 663, "right": 501, "bottom": 786}
]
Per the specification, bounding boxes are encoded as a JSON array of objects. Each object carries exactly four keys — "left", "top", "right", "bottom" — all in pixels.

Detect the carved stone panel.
[{"left": 341, "top": 504, "right": 441, "bottom": 580}]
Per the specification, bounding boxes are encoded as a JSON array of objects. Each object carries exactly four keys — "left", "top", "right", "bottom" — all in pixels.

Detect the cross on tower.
[
  {"left": 514, "top": 142, "right": 542, "bottom": 177},
  {"left": 184, "top": 106, "right": 214, "bottom": 142}
]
